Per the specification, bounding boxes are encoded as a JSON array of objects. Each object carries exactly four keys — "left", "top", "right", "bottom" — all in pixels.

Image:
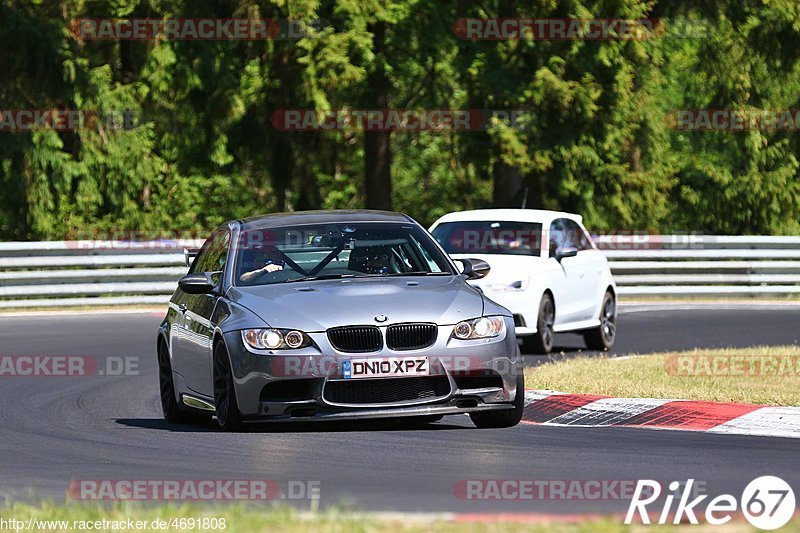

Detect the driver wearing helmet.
[
  {"left": 238, "top": 240, "right": 285, "bottom": 283},
  {"left": 239, "top": 256, "right": 284, "bottom": 283}
]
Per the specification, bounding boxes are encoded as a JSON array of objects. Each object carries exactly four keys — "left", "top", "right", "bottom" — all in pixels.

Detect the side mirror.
[
  {"left": 554, "top": 246, "right": 579, "bottom": 261},
  {"left": 184, "top": 247, "right": 200, "bottom": 268},
  {"left": 455, "top": 258, "right": 491, "bottom": 280},
  {"left": 178, "top": 273, "right": 216, "bottom": 295}
]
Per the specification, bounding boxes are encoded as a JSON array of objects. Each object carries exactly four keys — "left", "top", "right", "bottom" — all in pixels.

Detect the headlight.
[
  {"left": 241, "top": 329, "right": 313, "bottom": 350},
  {"left": 486, "top": 279, "right": 528, "bottom": 291},
  {"left": 452, "top": 316, "right": 505, "bottom": 340}
]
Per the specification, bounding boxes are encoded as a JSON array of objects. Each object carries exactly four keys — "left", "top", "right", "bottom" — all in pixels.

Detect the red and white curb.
[{"left": 523, "top": 390, "right": 800, "bottom": 439}]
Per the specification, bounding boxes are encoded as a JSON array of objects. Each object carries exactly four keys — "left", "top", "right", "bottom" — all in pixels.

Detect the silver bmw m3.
[{"left": 157, "top": 210, "right": 524, "bottom": 431}]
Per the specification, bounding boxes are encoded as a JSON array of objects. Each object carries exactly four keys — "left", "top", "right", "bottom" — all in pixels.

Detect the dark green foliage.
[{"left": 0, "top": 0, "right": 798, "bottom": 239}]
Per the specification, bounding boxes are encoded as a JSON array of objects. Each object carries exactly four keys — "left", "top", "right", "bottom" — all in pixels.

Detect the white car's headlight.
[
  {"left": 452, "top": 316, "right": 505, "bottom": 340},
  {"left": 241, "top": 329, "right": 313, "bottom": 350},
  {"left": 486, "top": 278, "right": 528, "bottom": 291}
]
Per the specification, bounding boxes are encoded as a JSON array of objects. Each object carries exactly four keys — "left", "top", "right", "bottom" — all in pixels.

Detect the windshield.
[
  {"left": 432, "top": 221, "right": 542, "bottom": 257},
  {"left": 234, "top": 222, "right": 454, "bottom": 286}
]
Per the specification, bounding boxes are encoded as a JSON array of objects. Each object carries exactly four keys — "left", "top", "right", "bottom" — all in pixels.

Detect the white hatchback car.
[{"left": 430, "top": 209, "right": 617, "bottom": 354}]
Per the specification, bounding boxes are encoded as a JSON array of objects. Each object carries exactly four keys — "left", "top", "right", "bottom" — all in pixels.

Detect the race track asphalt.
[{"left": 0, "top": 305, "right": 798, "bottom": 514}]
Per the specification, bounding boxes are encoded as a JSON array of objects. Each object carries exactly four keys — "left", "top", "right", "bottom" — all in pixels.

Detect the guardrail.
[
  {"left": 0, "top": 241, "right": 202, "bottom": 309},
  {"left": 0, "top": 236, "right": 799, "bottom": 308},
  {"left": 596, "top": 235, "right": 800, "bottom": 296}
]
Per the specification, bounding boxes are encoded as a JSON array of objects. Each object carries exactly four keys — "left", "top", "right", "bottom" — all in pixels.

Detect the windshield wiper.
[
  {"left": 385, "top": 271, "right": 451, "bottom": 276},
  {"left": 284, "top": 274, "right": 356, "bottom": 283},
  {"left": 284, "top": 272, "right": 451, "bottom": 283}
]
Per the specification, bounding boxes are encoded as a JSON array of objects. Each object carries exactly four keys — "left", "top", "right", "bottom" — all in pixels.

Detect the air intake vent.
[
  {"left": 453, "top": 373, "right": 504, "bottom": 390},
  {"left": 327, "top": 326, "right": 382, "bottom": 353},
  {"left": 324, "top": 376, "right": 450, "bottom": 404},
  {"left": 386, "top": 323, "right": 437, "bottom": 350}
]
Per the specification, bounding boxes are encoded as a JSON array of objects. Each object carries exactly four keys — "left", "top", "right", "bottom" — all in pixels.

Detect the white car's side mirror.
[{"left": 553, "top": 247, "right": 579, "bottom": 262}]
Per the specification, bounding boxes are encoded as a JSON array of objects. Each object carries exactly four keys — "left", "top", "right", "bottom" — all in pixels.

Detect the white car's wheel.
[{"left": 583, "top": 291, "right": 617, "bottom": 350}]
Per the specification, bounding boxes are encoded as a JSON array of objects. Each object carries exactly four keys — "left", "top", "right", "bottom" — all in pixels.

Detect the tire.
[
  {"left": 470, "top": 366, "right": 525, "bottom": 429},
  {"left": 213, "top": 341, "right": 244, "bottom": 431},
  {"left": 524, "top": 293, "right": 555, "bottom": 354},
  {"left": 583, "top": 291, "right": 617, "bottom": 351},
  {"left": 157, "top": 339, "right": 201, "bottom": 424}
]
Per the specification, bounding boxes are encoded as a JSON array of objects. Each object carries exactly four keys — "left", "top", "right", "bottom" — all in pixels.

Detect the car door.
[
  {"left": 560, "top": 219, "right": 602, "bottom": 321},
  {"left": 171, "top": 228, "right": 230, "bottom": 397},
  {"left": 547, "top": 218, "right": 595, "bottom": 324},
  {"left": 546, "top": 219, "right": 578, "bottom": 324},
  {"left": 575, "top": 224, "right": 608, "bottom": 320}
]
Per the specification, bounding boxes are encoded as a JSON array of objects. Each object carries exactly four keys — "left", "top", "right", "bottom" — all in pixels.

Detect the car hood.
[
  {"left": 227, "top": 276, "right": 485, "bottom": 331},
  {"left": 449, "top": 253, "right": 553, "bottom": 285}
]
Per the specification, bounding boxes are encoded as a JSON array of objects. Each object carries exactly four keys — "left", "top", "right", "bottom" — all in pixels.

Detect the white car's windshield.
[
  {"left": 235, "top": 222, "right": 454, "bottom": 286},
  {"left": 432, "top": 221, "right": 542, "bottom": 257}
]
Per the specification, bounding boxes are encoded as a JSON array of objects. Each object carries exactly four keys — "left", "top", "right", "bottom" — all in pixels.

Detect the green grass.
[
  {"left": 525, "top": 346, "right": 800, "bottom": 406},
  {"left": 2, "top": 503, "right": 798, "bottom": 532}
]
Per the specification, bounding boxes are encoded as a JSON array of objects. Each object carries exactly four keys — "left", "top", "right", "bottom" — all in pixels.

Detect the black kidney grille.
[
  {"left": 386, "top": 323, "right": 437, "bottom": 350},
  {"left": 324, "top": 376, "right": 450, "bottom": 404},
  {"left": 327, "top": 326, "right": 383, "bottom": 353}
]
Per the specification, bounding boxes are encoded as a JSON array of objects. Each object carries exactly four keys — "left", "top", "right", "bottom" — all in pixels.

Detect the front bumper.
[
  {"left": 249, "top": 397, "right": 514, "bottom": 422},
  {"left": 222, "top": 317, "right": 520, "bottom": 419}
]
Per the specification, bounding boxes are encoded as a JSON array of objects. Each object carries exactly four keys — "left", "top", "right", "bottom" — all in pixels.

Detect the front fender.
[
  {"left": 589, "top": 269, "right": 617, "bottom": 320},
  {"left": 217, "top": 299, "right": 270, "bottom": 333},
  {"left": 481, "top": 294, "right": 513, "bottom": 318}
]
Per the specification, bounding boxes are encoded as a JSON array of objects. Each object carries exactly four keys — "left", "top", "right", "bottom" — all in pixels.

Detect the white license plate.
[{"left": 342, "top": 357, "right": 430, "bottom": 379}]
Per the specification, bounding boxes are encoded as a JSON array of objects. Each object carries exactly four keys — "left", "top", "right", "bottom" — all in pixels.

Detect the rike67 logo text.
[{"left": 626, "top": 476, "right": 795, "bottom": 530}]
